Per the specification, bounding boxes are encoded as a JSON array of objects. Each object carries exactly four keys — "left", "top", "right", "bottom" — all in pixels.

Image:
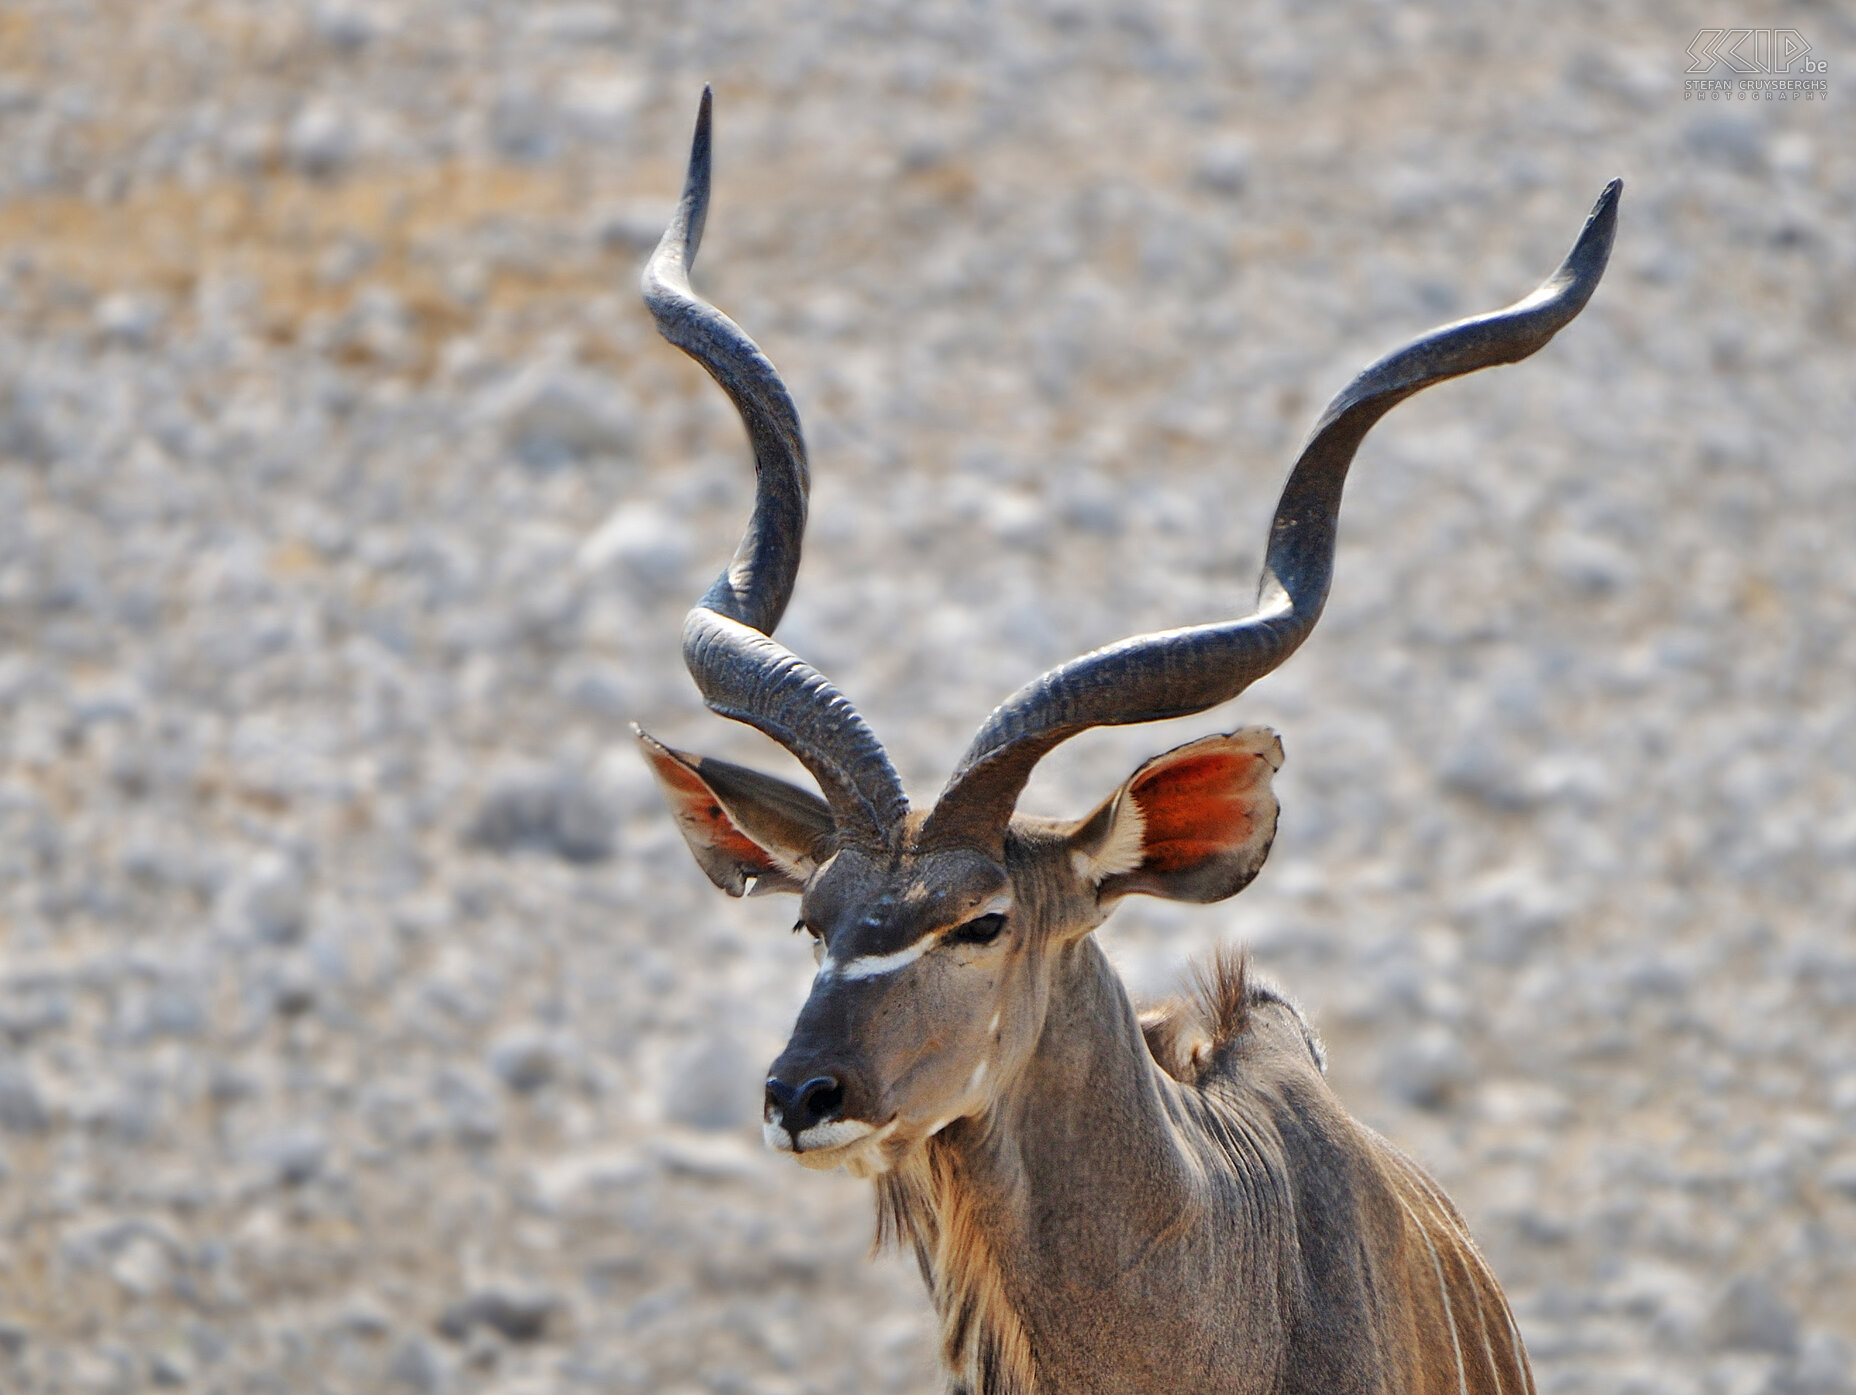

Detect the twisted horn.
[
  {"left": 644, "top": 88, "right": 909, "bottom": 845},
  {"left": 922, "top": 180, "right": 1621, "bottom": 851}
]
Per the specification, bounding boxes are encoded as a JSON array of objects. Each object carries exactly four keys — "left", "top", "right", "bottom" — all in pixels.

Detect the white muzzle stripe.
[
  {"left": 816, "top": 896, "right": 1012, "bottom": 983},
  {"left": 820, "top": 934, "right": 938, "bottom": 982},
  {"left": 763, "top": 1114, "right": 886, "bottom": 1158}
]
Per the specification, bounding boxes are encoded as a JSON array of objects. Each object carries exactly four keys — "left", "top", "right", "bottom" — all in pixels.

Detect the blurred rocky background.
[{"left": 0, "top": 1, "right": 1852, "bottom": 1392}]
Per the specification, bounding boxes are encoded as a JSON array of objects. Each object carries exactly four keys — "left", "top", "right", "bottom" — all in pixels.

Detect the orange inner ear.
[
  {"left": 1130, "top": 751, "right": 1266, "bottom": 873},
  {"left": 647, "top": 747, "right": 782, "bottom": 874}
]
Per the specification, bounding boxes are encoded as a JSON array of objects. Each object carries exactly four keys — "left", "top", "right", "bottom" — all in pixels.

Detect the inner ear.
[
  {"left": 1068, "top": 727, "right": 1283, "bottom": 905},
  {"left": 637, "top": 729, "right": 835, "bottom": 896}
]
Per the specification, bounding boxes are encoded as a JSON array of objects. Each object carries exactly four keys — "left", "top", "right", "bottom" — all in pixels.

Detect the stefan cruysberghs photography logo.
[{"left": 1685, "top": 29, "right": 1829, "bottom": 101}]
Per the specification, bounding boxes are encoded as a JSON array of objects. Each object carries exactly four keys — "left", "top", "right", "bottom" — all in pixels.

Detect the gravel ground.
[{"left": 0, "top": 2, "right": 1852, "bottom": 1392}]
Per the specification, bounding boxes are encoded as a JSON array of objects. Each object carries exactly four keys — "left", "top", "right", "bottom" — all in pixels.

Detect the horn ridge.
[{"left": 682, "top": 611, "right": 910, "bottom": 843}]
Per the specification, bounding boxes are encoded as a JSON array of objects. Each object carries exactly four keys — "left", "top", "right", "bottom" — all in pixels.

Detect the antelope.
[{"left": 634, "top": 88, "right": 1617, "bottom": 1395}]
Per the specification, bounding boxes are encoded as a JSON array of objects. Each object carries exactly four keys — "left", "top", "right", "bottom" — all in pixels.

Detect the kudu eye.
[
  {"left": 795, "top": 919, "right": 827, "bottom": 965},
  {"left": 949, "top": 912, "right": 1007, "bottom": 946}
]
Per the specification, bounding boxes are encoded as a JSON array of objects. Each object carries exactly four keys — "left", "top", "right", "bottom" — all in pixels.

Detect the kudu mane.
[{"left": 877, "top": 1138, "right": 1040, "bottom": 1395}]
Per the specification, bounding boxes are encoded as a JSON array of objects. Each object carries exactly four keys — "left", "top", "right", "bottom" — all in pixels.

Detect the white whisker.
[{"left": 795, "top": 1118, "right": 877, "bottom": 1151}]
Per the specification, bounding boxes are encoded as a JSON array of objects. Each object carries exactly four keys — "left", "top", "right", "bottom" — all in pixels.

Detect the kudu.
[{"left": 634, "top": 89, "right": 1617, "bottom": 1395}]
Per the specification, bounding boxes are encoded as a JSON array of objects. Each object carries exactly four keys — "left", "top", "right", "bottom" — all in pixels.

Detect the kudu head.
[{"left": 637, "top": 89, "right": 1617, "bottom": 1177}]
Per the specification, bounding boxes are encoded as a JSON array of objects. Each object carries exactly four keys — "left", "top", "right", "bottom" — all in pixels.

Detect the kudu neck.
[{"left": 952, "top": 935, "right": 1212, "bottom": 1268}]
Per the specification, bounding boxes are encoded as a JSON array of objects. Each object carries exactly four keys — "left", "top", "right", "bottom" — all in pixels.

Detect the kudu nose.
[{"left": 765, "top": 1074, "right": 845, "bottom": 1134}]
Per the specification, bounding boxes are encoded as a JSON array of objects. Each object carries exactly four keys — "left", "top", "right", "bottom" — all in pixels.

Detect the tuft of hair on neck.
[
  {"left": 1140, "top": 944, "right": 1256, "bottom": 1084},
  {"left": 1141, "top": 946, "right": 1327, "bottom": 1081}
]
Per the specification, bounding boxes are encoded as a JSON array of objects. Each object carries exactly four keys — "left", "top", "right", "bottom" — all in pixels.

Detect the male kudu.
[{"left": 634, "top": 89, "right": 1617, "bottom": 1395}]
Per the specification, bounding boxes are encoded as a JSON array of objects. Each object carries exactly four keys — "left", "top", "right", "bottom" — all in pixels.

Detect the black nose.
[{"left": 765, "top": 1074, "right": 845, "bottom": 1133}]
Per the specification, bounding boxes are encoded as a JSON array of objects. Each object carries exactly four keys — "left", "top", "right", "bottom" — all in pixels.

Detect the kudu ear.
[
  {"left": 636, "top": 729, "right": 834, "bottom": 897},
  {"left": 1067, "top": 728, "right": 1283, "bottom": 905}
]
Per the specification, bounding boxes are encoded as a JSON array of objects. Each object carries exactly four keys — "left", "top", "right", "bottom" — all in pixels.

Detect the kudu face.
[
  {"left": 773, "top": 842, "right": 1029, "bottom": 1174},
  {"left": 634, "top": 89, "right": 1616, "bottom": 1180},
  {"left": 642, "top": 728, "right": 1286, "bottom": 1176}
]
